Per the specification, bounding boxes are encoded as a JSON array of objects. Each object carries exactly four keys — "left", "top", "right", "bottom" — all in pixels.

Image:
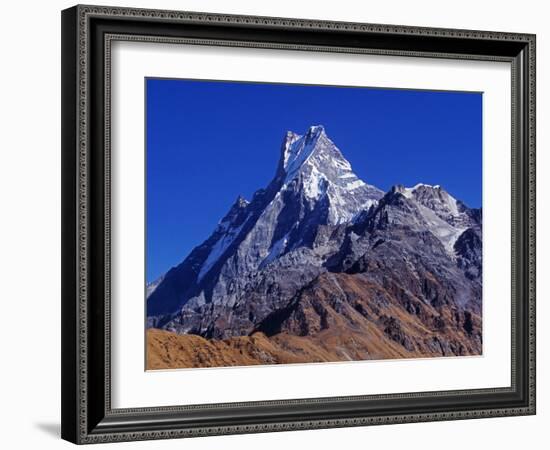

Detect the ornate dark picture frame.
[{"left": 61, "top": 4, "right": 536, "bottom": 444}]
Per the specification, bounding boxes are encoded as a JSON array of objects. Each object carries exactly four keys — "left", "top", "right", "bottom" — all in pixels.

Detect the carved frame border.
[{"left": 61, "top": 4, "right": 536, "bottom": 444}]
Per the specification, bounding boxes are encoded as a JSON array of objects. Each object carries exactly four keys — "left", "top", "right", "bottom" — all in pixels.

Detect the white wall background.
[{"left": 0, "top": 0, "right": 546, "bottom": 448}]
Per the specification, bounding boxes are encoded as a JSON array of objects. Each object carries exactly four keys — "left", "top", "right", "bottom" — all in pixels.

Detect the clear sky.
[{"left": 146, "top": 78, "right": 482, "bottom": 282}]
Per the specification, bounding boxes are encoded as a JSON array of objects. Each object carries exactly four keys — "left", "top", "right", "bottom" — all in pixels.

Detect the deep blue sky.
[{"left": 146, "top": 78, "right": 482, "bottom": 282}]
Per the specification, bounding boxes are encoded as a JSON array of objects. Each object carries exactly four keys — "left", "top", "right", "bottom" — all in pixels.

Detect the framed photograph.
[{"left": 61, "top": 5, "right": 536, "bottom": 444}]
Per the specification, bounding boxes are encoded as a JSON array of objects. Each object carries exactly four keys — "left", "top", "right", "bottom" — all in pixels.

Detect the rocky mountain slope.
[{"left": 146, "top": 125, "right": 482, "bottom": 368}]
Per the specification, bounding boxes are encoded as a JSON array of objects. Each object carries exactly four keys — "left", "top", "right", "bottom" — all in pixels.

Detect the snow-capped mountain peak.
[
  {"left": 402, "top": 183, "right": 459, "bottom": 215},
  {"left": 395, "top": 183, "right": 479, "bottom": 230},
  {"left": 149, "top": 127, "right": 390, "bottom": 318},
  {"left": 384, "top": 183, "right": 480, "bottom": 255},
  {"left": 281, "top": 125, "right": 329, "bottom": 177},
  {"left": 276, "top": 125, "right": 383, "bottom": 223}
]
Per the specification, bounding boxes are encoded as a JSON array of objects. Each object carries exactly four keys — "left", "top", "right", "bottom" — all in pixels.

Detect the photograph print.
[{"left": 145, "top": 79, "right": 483, "bottom": 370}]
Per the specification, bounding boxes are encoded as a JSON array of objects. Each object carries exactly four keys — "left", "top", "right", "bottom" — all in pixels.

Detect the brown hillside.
[{"left": 147, "top": 272, "right": 481, "bottom": 370}]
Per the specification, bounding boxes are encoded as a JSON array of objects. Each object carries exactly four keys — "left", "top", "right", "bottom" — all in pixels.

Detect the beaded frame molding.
[{"left": 61, "top": 4, "right": 536, "bottom": 444}]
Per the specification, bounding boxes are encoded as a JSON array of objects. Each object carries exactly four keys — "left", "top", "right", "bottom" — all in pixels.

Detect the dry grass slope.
[{"left": 147, "top": 272, "right": 481, "bottom": 370}]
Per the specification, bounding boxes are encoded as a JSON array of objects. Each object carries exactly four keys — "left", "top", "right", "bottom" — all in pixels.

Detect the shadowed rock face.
[{"left": 146, "top": 126, "right": 482, "bottom": 366}]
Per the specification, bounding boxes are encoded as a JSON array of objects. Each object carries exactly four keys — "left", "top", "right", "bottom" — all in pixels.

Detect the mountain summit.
[
  {"left": 147, "top": 126, "right": 482, "bottom": 363},
  {"left": 275, "top": 125, "right": 383, "bottom": 224},
  {"left": 147, "top": 126, "right": 383, "bottom": 319}
]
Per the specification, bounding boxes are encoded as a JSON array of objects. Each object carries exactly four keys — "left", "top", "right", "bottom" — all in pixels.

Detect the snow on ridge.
[
  {"left": 146, "top": 275, "right": 165, "bottom": 298},
  {"left": 446, "top": 194, "right": 460, "bottom": 216},
  {"left": 285, "top": 125, "right": 383, "bottom": 224},
  {"left": 416, "top": 204, "right": 466, "bottom": 256},
  {"left": 279, "top": 125, "right": 384, "bottom": 225},
  {"left": 282, "top": 137, "right": 309, "bottom": 178},
  {"left": 413, "top": 182, "right": 436, "bottom": 190},
  {"left": 216, "top": 196, "right": 250, "bottom": 232},
  {"left": 402, "top": 183, "right": 461, "bottom": 217},
  {"left": 345, "top": 179, "right": 366, "bottom": 191},
  {"left": 403, "top": 183, "right": 435, "bottom": 198},
  {"left": 283, "top": 126, "right": 359, "bottom": 187},
  {"left": 283, "top": 127, "right": 329, "bottom": 181},
  {"left": 396, "top": 183, "right": 476, "bottom": 254},
  {"left": 303, "top": 165, "right": 327, "bottom": 199},
  {"left": 339, "top": 172, "right": 356, "bottom": 179},
  {"left": 198, "top": 214, "right": 251, "bottom": 282},
  {"left": 282, "top": 131, "right": 302, "bottom": 167},
  {"left": 261, "top": 234, "right": 289, "bottom": 267}
]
